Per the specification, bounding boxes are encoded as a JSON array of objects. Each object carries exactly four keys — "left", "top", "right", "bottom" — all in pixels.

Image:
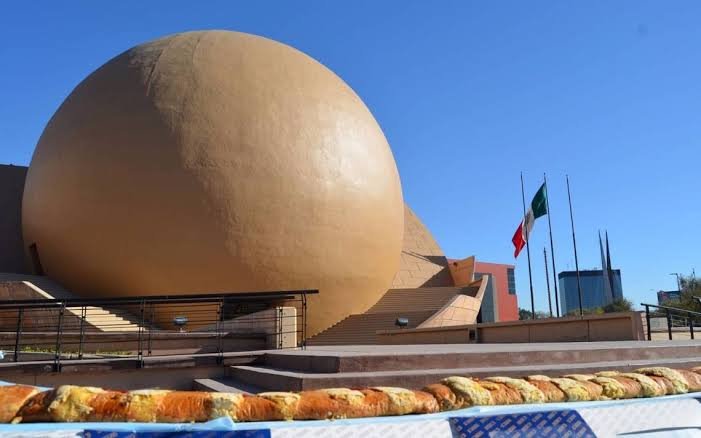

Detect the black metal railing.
[
  {"left": 641, "top": 302, "right": 701, "bottom": 341},
  {"left": 0, "top": 290, "right": 317, "bottom": 371}
]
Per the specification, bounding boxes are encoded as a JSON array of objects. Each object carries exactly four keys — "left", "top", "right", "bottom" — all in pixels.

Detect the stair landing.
[{"left": 204, "top": 341, "right": 701, "bottom": 392}]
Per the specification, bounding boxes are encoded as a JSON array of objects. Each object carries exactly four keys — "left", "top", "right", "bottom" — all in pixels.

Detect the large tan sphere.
[{"left": 22, "top": 30, "right": 404, "bottom": 336}]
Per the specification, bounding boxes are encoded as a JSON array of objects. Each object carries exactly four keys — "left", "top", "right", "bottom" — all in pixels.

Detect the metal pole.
[
  {"left": 78, "top": 306, "right": 86, "bottom": 360},
  {"left": 670, "top": 273, "right": 682, "bottom": 292},
  {"left": 302, "top": 293, "right": 308, "bottom": 349},
  {"left": 216, "top": 299, "right": 224, "bottom": 364},
  {"left": 543, "top": 174, "right": 560, "bottom": 317},
  {"left": 53, "top": 302, "right": 65, "bottom": 372},
  {"left": 521, "top": 172, "right": 536, "bottom": 319},
  {"left": 689, "top": 311, "right": 694, "bottom": 340},
  {"left": 645, "top": 305, "right": 651, "bottom": 341},
  {"left": 566, "top": 175, "right": 584, "bottom": 316},
  {"left": 137, "top": 299, "right": 145, "bottom": 368},
  {"left": 13, "top": 308, "right": 23, "bottom": 362},
  {"left": 147, "top": 304, "right": 154, "bottom": 356},
  {"left": 544, "top": 248, "right": 553, "bottom": 318},
  {"left": 666, "top": 309, "right": 673, "bottom": 340},
  {"left": 278, "top": 307, "right": 283, "bottom": 349}
]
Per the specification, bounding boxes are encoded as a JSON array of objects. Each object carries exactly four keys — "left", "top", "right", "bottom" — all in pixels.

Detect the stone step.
[
  {"left": 229, "top": 356, "right": 701, "bottom": 391},
  {"left": 264, "top": 341, "right": 701, "bottom": 373},
  {"left": 308, "top": 311, "right": 435, "bottom": 346},
  {"left": 65, "top": 306, "right": 143, "bottom": 332},
  {"left": 193, "top": 377, "right": 263, "bottom": 394}
]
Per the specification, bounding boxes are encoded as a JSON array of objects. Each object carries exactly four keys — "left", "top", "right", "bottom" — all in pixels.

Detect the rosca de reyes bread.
[
  {"left": 3, "top": 366, "right": 700, "bottom": 424},
  {"left": 0, "top": 385, "right": 40, "bottom": 423}
]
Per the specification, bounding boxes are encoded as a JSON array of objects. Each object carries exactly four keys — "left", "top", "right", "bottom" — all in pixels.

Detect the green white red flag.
[{"left": 512, "top": 183, "right": 548, "bottom": 257}]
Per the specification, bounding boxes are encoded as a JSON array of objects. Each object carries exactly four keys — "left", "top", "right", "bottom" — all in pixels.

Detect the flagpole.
[
  {"left": 544, "top": 247, "right": 553, "bottom": 317},
  {"left": 606, "top": 230, "right": 616, "bottom": 301},
  {"left": 520, "top": 172, "right": 536, "bottom": 319},
  {"left": 566, "top": 175, "right": 584, "bottom": 316},
  {"left": 543, "top": 173, "right": 560, "bottom": 317}
]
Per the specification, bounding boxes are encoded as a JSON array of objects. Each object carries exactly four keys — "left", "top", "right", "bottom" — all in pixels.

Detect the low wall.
[
  {"left": 202, "top": 307, "right": 297, "bottom": 349},
  {"left": 377, "top": 312, "right": 645, "bottom": 344},
  {"left": 0, "top": 354, "right": 252, "bottom": 390},
  {"left": 0, "top": 331, "right": 266, "bottom": 356}
]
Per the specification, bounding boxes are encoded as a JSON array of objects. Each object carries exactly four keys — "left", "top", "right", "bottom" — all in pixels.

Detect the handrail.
[
  {"left": 640, "top": 302, "right": 700, "bottom": 341},
  {"left": 1, "top": 289, "right": 317, "bottom": 369},
  {"left": 641, "top": 302, "right": 701, "bottom": 318},
  {"left": 0, "top": 289, "right": 318, "bottom": 308}
]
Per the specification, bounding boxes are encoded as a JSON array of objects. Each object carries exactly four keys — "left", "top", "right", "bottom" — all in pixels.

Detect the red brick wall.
[{"left": 474, "top": 261, "right": 519, "bottom": 322}]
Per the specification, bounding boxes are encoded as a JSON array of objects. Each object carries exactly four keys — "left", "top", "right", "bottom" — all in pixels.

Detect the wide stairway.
[
  {"left": 64, "top": 306, "right": 142, "bottom": 332},
  {"left": 307, "top": 287, "right": 467, "bottom": 346},
  {"left": 195, "top": 341, "right": 701, "bottom": 393},
  {"left": 0, "top": 275, "right": 144, "bottom": 332}
]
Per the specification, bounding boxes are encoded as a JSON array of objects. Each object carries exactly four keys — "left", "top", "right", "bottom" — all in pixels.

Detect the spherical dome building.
[{"left": 22, "top": 30, "right": 404, "bottom": 336}]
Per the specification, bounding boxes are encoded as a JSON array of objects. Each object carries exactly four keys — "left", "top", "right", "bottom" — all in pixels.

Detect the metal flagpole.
[
  {"left": 599, "top": 230, "right": 613, "bottom": 303},
  {"left": 605, "top": 231, "right": 616, "bottom": 299},
  {"left": 543, "top": 173, "right": 560, "bottom": 317},
  {"left": 544, "top": 247, "right": 553, "bottom": 317},
  {"left": 520, "top": 172, "right": 536, "bottom": 319},
  {"left": 566, "top": 175, "right": 584, "bottom": 316}
]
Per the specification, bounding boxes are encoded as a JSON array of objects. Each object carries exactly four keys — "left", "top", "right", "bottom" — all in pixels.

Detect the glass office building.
[{"left": 558, "top": 269, "right": 623, "bottom": 315}]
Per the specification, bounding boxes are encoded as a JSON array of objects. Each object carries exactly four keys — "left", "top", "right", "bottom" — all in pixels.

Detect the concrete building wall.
[
  {"left": 447, "top": 256, "right": 475, "bottom": 287},
  {"left": 391, "top": 206, "right": 453, "bottom": 288},
  {"left": 474, "top": 261, "right": 519, "bottom": 322},
  {"left": 21, "top": 31, "right": 405, "bottom": 337},
  {"left": 0, "top": 164, "right": 28, "bottom": 274},
  {"left": 377, "top": 312, "right": 644, "bottom": 344}
]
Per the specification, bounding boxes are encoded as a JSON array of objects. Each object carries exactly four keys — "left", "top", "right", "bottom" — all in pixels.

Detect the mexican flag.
[{"left": 512, "top": 183, "right": 548, "bottom": 258}]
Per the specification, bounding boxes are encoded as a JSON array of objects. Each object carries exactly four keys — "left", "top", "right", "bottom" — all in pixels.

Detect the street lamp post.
[{"left": 670, "top": 273, "right": 682, "bottom": 292}]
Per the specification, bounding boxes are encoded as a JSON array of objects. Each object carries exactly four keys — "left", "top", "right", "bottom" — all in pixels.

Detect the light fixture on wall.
[
  {"left": 395, "top": 317, "right": 409, "bottom": 329},
  {"left": 173, "top": 316, "right": 188, "bottom": 333}
]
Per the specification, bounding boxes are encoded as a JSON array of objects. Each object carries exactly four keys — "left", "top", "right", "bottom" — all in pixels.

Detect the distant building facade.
[
  {"left": 473, "top": 261, "right": 519, "bottom": 322},
  {"left": 657, "top": 290, "right": 681, "bottom": 305},
  {"left": 558, "top": 269, "right": 623, "bottom": 315}
]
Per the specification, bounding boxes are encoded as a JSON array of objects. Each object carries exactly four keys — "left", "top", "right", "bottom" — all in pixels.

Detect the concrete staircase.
[
  {"left": 306, "top": 311, "right": 436, "bottom": 346},
  {"left": 65, "top": 306, "right": 142, "bottom": 332},
  {"left": 0, "top": 274, "right": 144, "bottom": 332},
  {"left": 203, "top": 341, "right": 701, "bottom": 392},
  {"left": 308, "top": 287, "right": 467, "bottom": 346}
]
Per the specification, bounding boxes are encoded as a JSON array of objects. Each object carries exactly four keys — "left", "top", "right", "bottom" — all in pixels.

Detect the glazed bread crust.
[
  {"left": 3, "top": 366, "right": 699, "bottom": 424},
  {"left": 14, "top": 389, "right": 55, "bottom": 423},
  {"left": 527, "top": 379, "right": 567, "bottom": 402},
  {"left": 0, "top": 385, "right": 39, "bottom": 423}
]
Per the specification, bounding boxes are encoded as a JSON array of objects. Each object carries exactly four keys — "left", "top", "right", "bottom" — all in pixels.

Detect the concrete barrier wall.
[
  {"left": 377, "top": 312, "right": 645, "bottom": 344},
  {"left": 203, "top": 307, "right": 297, "bottom": 348},
  {"left": 0, "top": 331, "right": 265, "bottom": 356}
]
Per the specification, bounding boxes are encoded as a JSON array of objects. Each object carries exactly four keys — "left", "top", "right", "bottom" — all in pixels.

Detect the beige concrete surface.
[
  {"left": 377, "top": 312, "right": 645, "bottom": 344},
  {"left": 418, "top": 277, "right": 486, "bottom": 328},
  {"left": 203, "top": 307, "right": 297, "bottom": 348},
  {"left": 448, "top": 256, "right": 476, "bottom": 287},
  {"left": 391, "top": 206, "right": 452, "bottom": 288},
  {"left": 272, "top": 339, "right": 701, "bottom": 356},
  {"left": 22, "top": 30, "right": 404, "bottom": 336}
]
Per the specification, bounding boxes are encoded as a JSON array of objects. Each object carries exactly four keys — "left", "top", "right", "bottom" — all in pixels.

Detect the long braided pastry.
[{"left": 2, "top": 366, "right": 700, "bottom": 424}]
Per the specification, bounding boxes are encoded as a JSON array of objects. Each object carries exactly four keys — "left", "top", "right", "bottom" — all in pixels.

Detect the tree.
[
  {"left": 566, "top": 307, "right": 604, "bottom": 316},
  {"left": 602, "top": 298, "right": 634, "bottom": 313},
  {"left": 518, "top": 308, "right": 550, "bottom": 320},
  {"left": 564, "top": 298, "right": 633, "bottom": 316},
  {"left": 667, "top": 274, "right": 701, "bottom": 313}
]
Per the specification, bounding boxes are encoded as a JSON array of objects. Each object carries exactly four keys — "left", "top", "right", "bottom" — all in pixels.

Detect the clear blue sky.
[{"left": 1, "top": 1, "right": 699, "bottom": 312}]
